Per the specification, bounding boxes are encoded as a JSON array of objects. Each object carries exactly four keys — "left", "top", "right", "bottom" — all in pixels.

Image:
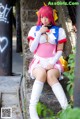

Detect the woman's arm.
[
  {"left": 57, "top": 43, "right": 64, "bottom": 51},
  {"left": 49, "top": 27, "right": 67, "bottom": 65},
  {"left": 45, "top": 43, "right": 64, "bottom": 70},
  {"left": 46, "top": 27, "right": 67, "bottom": 70},
  {"left": 49, "top": 43, "right": 64, "bottom": 65},
  {"left": 29, "top": 31, "right": 41, "bottom": 52},
  {"left": 28, "top": 26, "right": 48, "bottom": 52}
]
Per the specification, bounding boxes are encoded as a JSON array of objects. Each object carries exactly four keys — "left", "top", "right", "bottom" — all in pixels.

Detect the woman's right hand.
[
  {"left": 40, "top": 25, "right": 48, "bottom": 34},
  {"left": 45, "top": 64, "right": 54, "bottom": 71}
]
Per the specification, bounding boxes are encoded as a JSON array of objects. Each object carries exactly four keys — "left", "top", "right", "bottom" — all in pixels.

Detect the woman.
[{"left": 27, "top": 6, "right": 68, "bottom": 119}]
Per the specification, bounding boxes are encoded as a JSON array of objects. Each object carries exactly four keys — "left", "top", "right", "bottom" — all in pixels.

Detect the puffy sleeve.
[
  {"left": 27, "top": 26, "right": 36, "bottom": 42},
  {"left": 58, "top": 28, "right": 67, "bottom": 44}
]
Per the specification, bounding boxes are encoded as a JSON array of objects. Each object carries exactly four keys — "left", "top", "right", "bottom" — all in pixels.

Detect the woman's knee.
[
  {"left": 47, "top": 69, "right": 59, "bottom": 86},
  {"left": 33, "top": 67, "right": 47, "bottom": 82},
  {"left": 47, "top": 69, "right": 60, "bottom": 79},
  {"left": 37, "top": 69, "right": 46, "bottom": 80}
]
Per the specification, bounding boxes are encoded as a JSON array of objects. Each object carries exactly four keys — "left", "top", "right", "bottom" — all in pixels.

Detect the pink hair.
[{"left": 37, "top": 6, "right": 55, "bottom": 25}]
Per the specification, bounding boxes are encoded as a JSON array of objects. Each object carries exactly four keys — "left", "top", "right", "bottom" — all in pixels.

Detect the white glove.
[
  {"left": 49, "top": 51, "right": 62, "bottom": 65},
  {"left": 30, "top": 31, "right": 41, "bottom": 52}
]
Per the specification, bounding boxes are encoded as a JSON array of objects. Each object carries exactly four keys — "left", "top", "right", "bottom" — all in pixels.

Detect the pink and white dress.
[{"left": 27, "top": 25, "right": 67, "bottom": 79}]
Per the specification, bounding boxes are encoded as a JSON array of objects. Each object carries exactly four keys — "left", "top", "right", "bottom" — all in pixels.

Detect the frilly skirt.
[{"left": 28, "top": 55, "right": 64, "bottom": 80}]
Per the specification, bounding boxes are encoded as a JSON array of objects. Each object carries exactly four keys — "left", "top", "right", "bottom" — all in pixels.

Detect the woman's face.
[{"left": 41, "top": 16, "right": 50, "bottom": 26}]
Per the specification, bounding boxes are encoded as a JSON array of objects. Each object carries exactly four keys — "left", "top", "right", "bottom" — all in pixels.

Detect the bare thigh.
[
  {"left": 32, "top": 67, "right": 47, "bottom": 82},
  {"left": 47, "top": 68, "right": 60, "bottom": 86}
]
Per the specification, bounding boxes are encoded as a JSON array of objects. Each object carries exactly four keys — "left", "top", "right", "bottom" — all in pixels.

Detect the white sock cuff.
[
  {"left": 51, "top": 82, "right": 61, "bottom": 88},
  {"left": 35, "top": 80, "right": 44, "bottom": 85}
]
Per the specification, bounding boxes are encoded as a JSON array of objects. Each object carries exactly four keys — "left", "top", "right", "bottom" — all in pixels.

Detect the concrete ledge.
[{"left": 0, "top": 75, "right": 22, "bottom": 93}]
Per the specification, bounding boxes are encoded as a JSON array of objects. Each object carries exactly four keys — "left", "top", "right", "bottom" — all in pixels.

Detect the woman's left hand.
[{"left": 45, "top": 64, "right": 53, "bottom": 70}]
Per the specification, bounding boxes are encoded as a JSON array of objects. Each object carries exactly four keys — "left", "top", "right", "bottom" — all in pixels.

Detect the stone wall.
[{"left": 20, "top": 0, "right": 72, "bottom": 118}]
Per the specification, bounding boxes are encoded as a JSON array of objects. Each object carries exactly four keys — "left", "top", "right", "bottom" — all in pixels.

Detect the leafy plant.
[
  {"left": 37, "top": 102, "right": 80, "bottom": 119},
  {"left": 37, "top": 102, "right": 54, "bottom": 118},
  {"left": 59, "top": 107, "right": 80, "bottom": 119},
  {"left": 63, "top": 52, "right": 75, "bottom": 101}
]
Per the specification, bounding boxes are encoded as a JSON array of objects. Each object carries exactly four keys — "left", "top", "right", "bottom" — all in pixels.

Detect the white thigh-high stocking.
[
  {"left": 29, "top": 80, "right": 44, "bottom": 119},
  {"left": 51, "top": 82, "right": 68, "bottom": 109}
]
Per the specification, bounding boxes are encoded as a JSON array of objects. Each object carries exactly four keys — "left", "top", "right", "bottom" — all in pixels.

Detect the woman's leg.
[
  {"left": 47, "top": 69, "right": 68, "bottom": 109},
  {"left": 29, "top": 67, "right": 47, "bottom": 119}
]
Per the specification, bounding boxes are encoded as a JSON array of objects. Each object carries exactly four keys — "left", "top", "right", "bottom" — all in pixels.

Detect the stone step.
[{"left": 0, "top": 75, "right": 24, "bottom": 119}]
